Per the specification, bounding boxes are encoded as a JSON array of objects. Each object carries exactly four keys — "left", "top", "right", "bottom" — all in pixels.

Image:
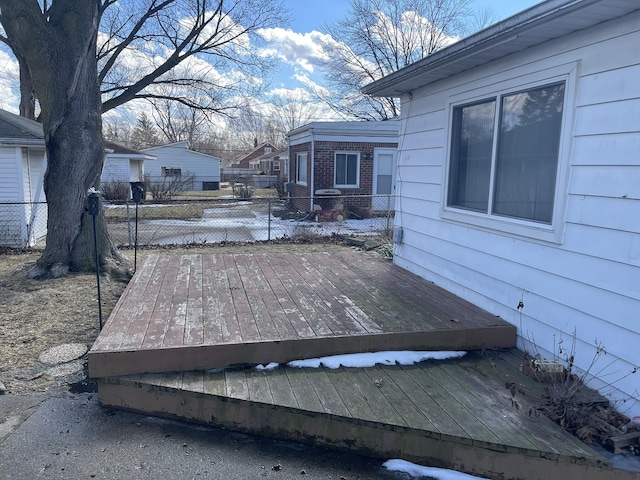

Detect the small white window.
[
  {"left": 334, "top": 152, "right": 359, "bottom": 188},
  {"left": 162, "top": 167, "right": 182, "bottom": 177},
  {"left": 296, "top": 153, "right": 308, "bottom": 185}
]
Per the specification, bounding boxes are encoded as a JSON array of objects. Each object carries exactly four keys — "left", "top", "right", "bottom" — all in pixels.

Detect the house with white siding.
[
  {"left": 101, "top": 141, "right": 154, "bottom": 185},
  {"left": 0, "top": 109, "right": 47, "bottom": 247},
  {"left": 142, "top": 141, "right": 222, "bottom": 191},
  {"left": 363, "top": 0, "right": 640, "bottom": 417}
]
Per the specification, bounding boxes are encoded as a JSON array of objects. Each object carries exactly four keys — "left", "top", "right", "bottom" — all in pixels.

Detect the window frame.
[
  {"left": 442, "top": 66, "right": 577, "bottom": 244},
  {"left": 296, "top": 152, "right": 308, "bottom": 185},
  {"left": 162, "top": 167, "right": 182, "bottom": 177},
  {"left": 334, "top": 151, "right": 360, "bottom": 189}
]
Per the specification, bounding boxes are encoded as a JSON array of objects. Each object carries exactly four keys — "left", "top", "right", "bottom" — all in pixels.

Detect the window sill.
[{"left": 441, "top": 207, "right": 563, "bottom": 244}]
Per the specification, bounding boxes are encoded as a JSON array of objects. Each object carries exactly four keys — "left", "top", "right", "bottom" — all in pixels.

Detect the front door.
[{"left": 372, "top": 148, "right": 397, "bottom": 211}]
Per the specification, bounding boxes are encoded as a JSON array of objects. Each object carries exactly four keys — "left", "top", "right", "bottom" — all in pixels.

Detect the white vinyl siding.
[
  {"left": 102, "top": 158, "right": 130, "bottom": 183},
  {"left": 142, "top": 141, "right": 221, "bottom": 191},
  {"left": 393, "top": 10, "right": 640, "bottom": 417},
  {"left": 0, "top": 147, "right": 47, "bottom": 247}
]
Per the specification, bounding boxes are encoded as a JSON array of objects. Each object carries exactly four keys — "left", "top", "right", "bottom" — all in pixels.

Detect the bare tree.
[
  {"left": 318, "top": 0, "right": 476, "bottom": 120},
  {"left": 149, "top": 97, "right": 210, "bottom": 145},
  {"left": 0, "top": 0, "right": 287, "bottom": 278},
  {"left": 229, "top": 99, "right": 280, "bottom": 150},
  {"left": 268, "top": 89, "right": 315, "bottom": 143}
]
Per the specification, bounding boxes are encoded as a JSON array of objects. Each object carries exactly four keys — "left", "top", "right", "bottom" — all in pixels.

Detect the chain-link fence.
[
  {"left": 1, "top": 196, "right": 395, "bottom": 249},
  {"left": 0, "top": 201, "right": 48, "bottom": 248},
  {"left": 106, "top": 195, "right": 395, "bottom": 248}
]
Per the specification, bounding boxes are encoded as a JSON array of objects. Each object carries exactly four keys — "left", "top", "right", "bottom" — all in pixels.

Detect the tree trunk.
[
  {"left": 0, "top": 0, "right": 129, "bottom": 279},
  {"left": 17, "top": 52, "right": 36, "bottom": 121}
]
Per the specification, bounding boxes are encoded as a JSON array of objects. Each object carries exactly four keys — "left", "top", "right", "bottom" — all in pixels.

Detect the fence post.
[
  {"left": 267, "top": 197, "right": 272, "bottom": 241},
  {"left": 126, "top": 200, "right": 132, "bottom": 248}
]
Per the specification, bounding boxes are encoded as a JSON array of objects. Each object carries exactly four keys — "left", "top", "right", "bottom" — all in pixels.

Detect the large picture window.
[
  {"left": 296, "top": 153, "right": 307, "bottom": 185},
  {"left": 447, "top": 82, "right": 565, "bottom": 224},
  {"left": 334, "top": 152, "right": 359, "bottom": 188}
]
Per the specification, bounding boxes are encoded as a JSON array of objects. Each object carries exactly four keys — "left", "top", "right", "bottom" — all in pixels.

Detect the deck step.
[{"left": 98, "top": 351, "right": 619, "bottom": 480}]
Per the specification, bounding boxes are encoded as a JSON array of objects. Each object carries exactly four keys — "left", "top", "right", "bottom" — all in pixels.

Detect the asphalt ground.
[{"left": 0, "top": 391, "right": 408, "bottom": 480}]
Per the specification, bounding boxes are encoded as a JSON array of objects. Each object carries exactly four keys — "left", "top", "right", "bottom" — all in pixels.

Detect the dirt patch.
[
  {"left": 0, "top": 251, "right": 124, "bottom": 395},
  {"left": 0, "top": 240, "right": 361, "bottom": 396}
]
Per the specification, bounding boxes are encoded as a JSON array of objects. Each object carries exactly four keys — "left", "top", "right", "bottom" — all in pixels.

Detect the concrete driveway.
[{"left": 0, "top": 392, "right": 402, "bottom": 479}]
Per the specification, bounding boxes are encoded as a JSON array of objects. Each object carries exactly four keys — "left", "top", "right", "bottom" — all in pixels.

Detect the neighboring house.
[
  {"left": 257, "top": 148, "right": 288, "bottom": 180},
  {"left": 142, "top": 141, "right": 222, "bottom": 191},
  {"left": 101, "top": 141, "right": 154, "bottom": 185},
  {"left": 231, "top": 142, "right": 277, "bottom": 169},
  {"left": 287, "top": 121, "right": 399, "bottom": 216},
  {"left": 363, "top": 0, "right": 640, "bottom": 416},
  {"left": 0, "top": 109, "right": 47, "bottom": 247}
]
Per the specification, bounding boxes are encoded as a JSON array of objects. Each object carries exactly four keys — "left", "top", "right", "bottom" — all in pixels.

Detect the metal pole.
[
  {"left": 126, "top": 200, "right": 132, "bottom": 247},
  {"left": 268, "top": 197, "right": 272, "bottom": 241},
  {"left": 92, "top": 214, "right": 103, "bottom": 330},
  {"left": 87, "top": 191, "right": 103, "bottom": 330},
  {"left": 134, "top": 202, "right": 139, "bottom": 272}
]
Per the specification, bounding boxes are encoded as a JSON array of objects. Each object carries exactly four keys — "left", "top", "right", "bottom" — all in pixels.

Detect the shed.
[
  {"left": 363, "top": 0, "right": 640, "bottom": 416},
  {"left": 287, "top": 121, "right": 399, "bottom": 216},
  {"left": 142, "top": 141, "right": 222, "bottom": 191},
  {"left": 101, "top": 141, "right": 154, "bottom": 185},
  {"left": 0, "top": 109, "right": 47, "bottom": 247}
]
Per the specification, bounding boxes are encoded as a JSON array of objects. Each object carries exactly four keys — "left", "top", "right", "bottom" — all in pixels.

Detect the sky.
[
  {"left": 260, "top": 0, "right": 541, "bottom": 120},
  {"left": 0, "top": 0, "right": 542, "bottom": 124},
  {"left": 284, "top": 0, "right": 541, "bottom": 35}
]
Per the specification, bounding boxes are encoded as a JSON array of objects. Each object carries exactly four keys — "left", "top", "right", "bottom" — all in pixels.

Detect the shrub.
[
  {"left": 144, "top": 172, "right": 195, "bottom": 200},
  {"left": 101, "top": 181, "right": 130, "bottom": 202},
  {"left": 231, "top": 177, "right": 255, "bottom": 199}
]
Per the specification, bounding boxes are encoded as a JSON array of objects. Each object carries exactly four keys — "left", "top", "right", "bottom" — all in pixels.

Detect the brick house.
[
  {"left": 287, "top": 121, "right": 399, "bottom": 217},
  {"left": 232, "top": 142, "right": 278, "bottom": 169}
]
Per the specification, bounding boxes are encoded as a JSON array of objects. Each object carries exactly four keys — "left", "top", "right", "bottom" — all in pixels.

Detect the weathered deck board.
[
  {"left": 336, "top": 251, "right": 498, "bottom": 328},
  {"left": 98, "top": 350, "right": 625, "bottom": 480},
  {"left": 89, "top": 252, "right": 516, "bottom": 378}
]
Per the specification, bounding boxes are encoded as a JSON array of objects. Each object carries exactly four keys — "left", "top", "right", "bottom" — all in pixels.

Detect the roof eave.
[{"left": 362, "top": 0, "right": 638, "bottom": 97}]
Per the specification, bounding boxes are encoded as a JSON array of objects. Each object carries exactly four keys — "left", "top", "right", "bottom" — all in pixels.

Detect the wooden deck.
[
  {"left": 98, "top": 349, "right": 631, "bottom": 480},
  {"left": 89, "top": 251, "right": 516, "bottom": 378},
  {"left": 90, "top": 251, "right": 634, "bottom": 479}
]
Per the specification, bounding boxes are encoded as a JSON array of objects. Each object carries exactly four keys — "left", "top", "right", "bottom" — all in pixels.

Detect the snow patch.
[
  {"left": 286, "top": 350, "right": 466, "bottom": 369},
  {"left": 383, "top": 459, "right": 489, "bottom": 480}
]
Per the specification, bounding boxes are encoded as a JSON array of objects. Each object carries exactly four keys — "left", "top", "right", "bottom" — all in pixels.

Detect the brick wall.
[{"left": 288, "top": 140, "right": 398, "bottom": 216}]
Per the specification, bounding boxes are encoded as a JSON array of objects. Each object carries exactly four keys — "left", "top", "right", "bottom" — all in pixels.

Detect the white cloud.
[
  {"left": 0, "top": 47, "right": 21, "bottom": 113},
  {"left": 257, "top": 28, "right": 339, "bottom": 73},
  {"left": 293, "top": 72, "right": 330, "bottom": 98}
]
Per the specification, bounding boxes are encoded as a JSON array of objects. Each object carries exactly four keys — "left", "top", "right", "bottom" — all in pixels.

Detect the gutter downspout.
[{"left": 310, "top": 128, "right": 315, "bottom": 212}]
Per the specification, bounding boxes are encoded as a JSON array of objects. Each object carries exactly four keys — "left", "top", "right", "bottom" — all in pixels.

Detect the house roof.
[
  {"left": 362, "top": 0, "right": 640, "bottom": 97},
  {"left": 104, "top": 141, "right": 155, "bottom": 159},
  {"left": 0, "top": 109, "right": 45, "bottom": 146},
  {"left": 142, "top": 141, "right": 222, "bottom": 161},
  {"left": 259, "top": 149, "right": 288, "bottom": 161},
  {"left": 288, "top": 120, "right": 400, "bottom": 138},
  {"left": 233, "top": 142, "right": 278, "bottom": 163}
]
